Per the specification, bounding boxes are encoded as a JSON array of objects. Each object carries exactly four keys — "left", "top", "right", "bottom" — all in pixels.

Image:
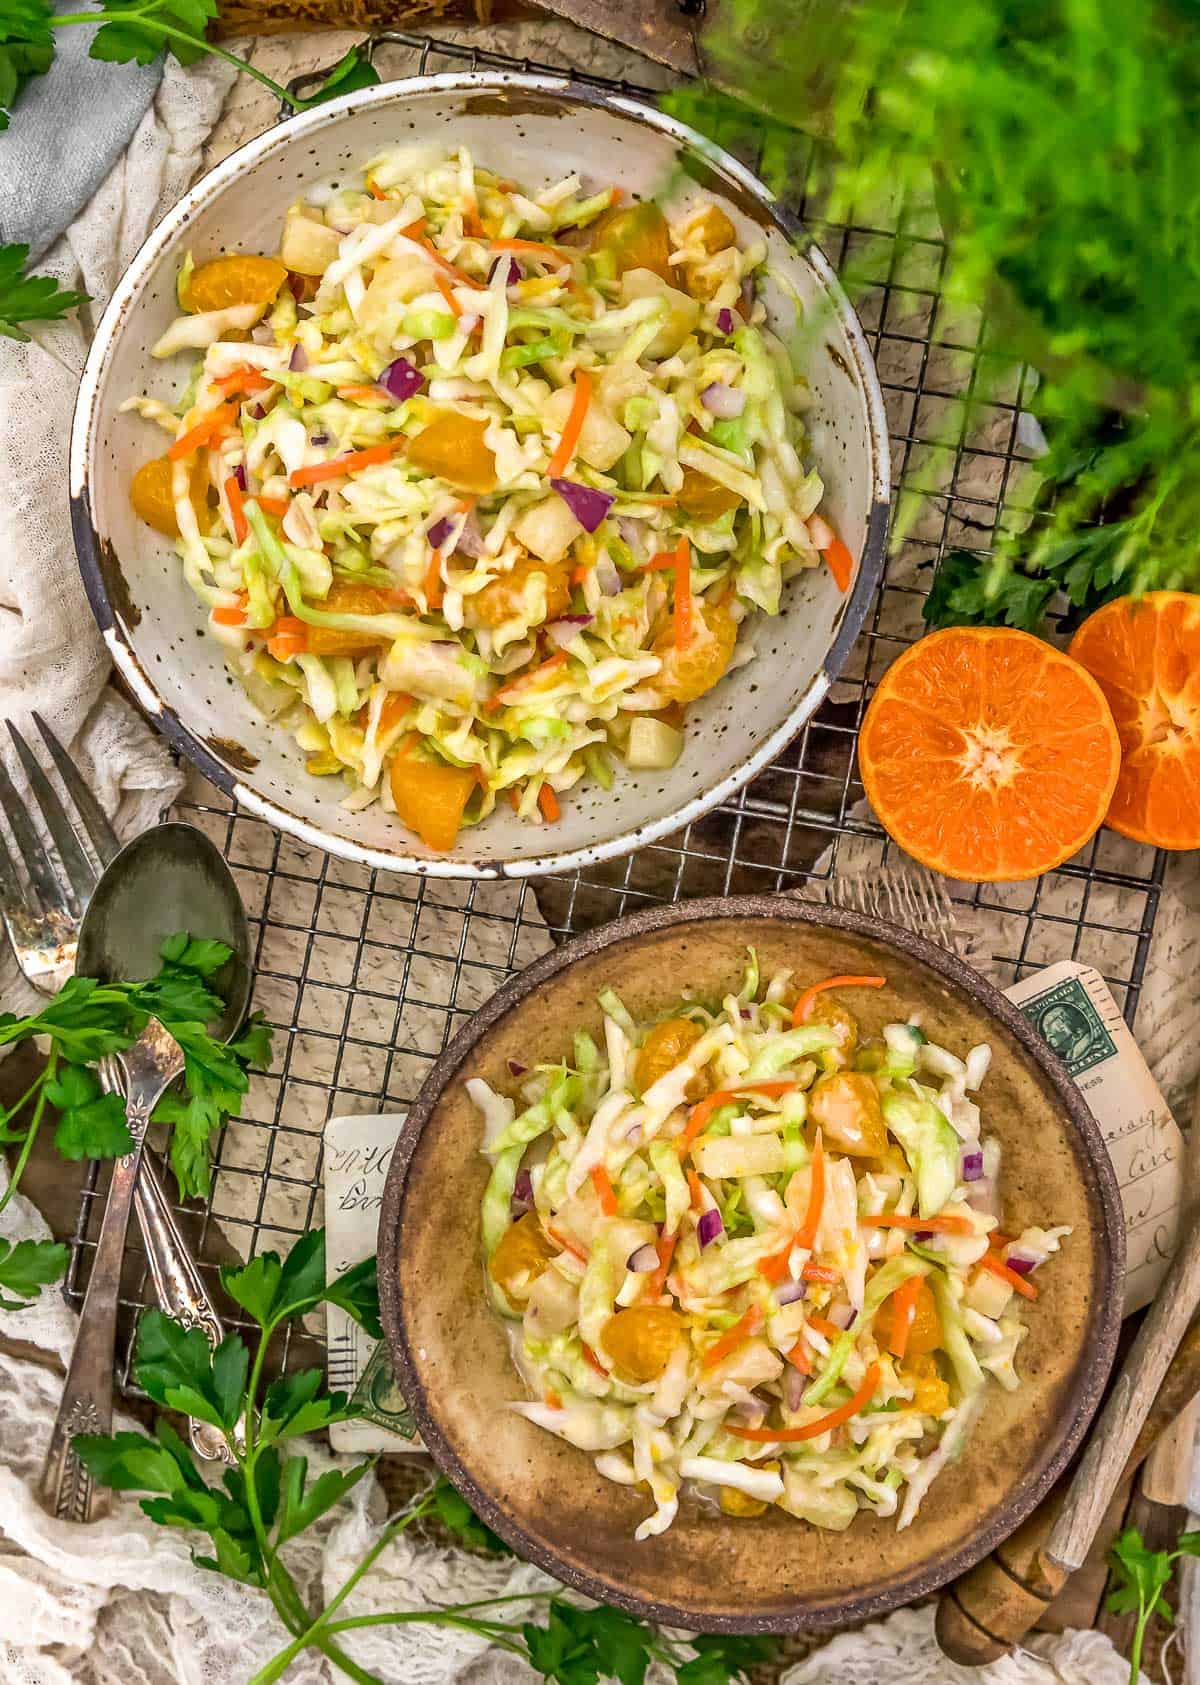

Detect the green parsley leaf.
[
  {"left": 0, "top": 239, "right": 88, "bottom": 338},
  {"left": 219, "top": 1232, "right": 380, "bottom": 1337},
  {"left": 158, "top": 932, "right": 233, "bottom": 977},
  {"left": 133, "top": 1308, "right": 248, "bottom": 1434},
  {"left": 259, "top": 1367, "right": 354, "bottom": 1445},
  {"left": 276, "top": 1454, "right": 372, "bottom": 1544},
  {"left": 88, "top": 0, "right": 216, "bottom": 69},
  {"left": 228, "top": 1012, "right": 273, "bottom": 1068},
  {"left": 46, "top": 1063, "right": 134, "bottom": 1159},
  {"left": 430, "top": 1477, "right": 511, "bottom": 1556},
  {"left": 299, "top": 43, "right": 380, "bottom": 107},
  {"left": 0, "top": 1235, "right": 68, "bottom": 1309},
  {"left": 677, "top": 1633, "right": 779, "bottom": 1685}
]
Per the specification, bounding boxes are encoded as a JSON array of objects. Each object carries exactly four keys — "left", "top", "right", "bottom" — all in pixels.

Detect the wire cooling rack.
[{"left": 66, "top": 26, "right": 1168, "bottom": 1380}]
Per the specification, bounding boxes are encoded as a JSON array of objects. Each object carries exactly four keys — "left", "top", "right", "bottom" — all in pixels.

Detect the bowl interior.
[
  {"left": 380, "top": 903, "right": 1121, "bottom": 1630},
  {"left": 75, "top": 76, "right": 888, "bottom": 875}
]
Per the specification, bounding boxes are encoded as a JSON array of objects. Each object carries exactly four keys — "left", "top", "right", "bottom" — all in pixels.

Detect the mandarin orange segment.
[
  {"left": 857, "top": 627, "right": 1121, "bottom": 882},
  {"left": 652, "top": 601, "right": 737, "bottom": 703},
  {"left": 1068, "top": 592, "right": 1200, "bottom": 850},
  {"left": 130, "top": 454, "right": 209, "bottom": 536},
  {"left": 466, "top": 553, "right": 571, "bottom": 630},
  {"left": 306, "top": 582, "right": 400, "bottom": 656},
  {"left": 407, "top": 412, "right": 497, "bottom": 495},
  {"left": 184, "top": 255, "right": 288, "bottom": 313},
  {"left": 389, "top": 751, "right": 477, "bottom": 852},
  {"left": 590, "top": 202, "right": 673, "bottom": 283}
]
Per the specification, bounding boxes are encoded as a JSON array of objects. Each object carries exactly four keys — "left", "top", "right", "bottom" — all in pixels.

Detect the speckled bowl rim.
[
  {"left": 70, "top": 72, "right": 891, "bottom": 881},
  {"left": 378, "top": 895, "right": 1124, "bottom": 1632}
]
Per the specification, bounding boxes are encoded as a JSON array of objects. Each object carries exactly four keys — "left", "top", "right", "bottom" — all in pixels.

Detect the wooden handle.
[{"left": 936, "top": 1311, "right": 1200, "bottom": 1665}]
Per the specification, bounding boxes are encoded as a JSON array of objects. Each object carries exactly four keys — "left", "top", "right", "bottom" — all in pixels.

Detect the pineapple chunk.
[{"left": 619, "top": 268, "right": 701, "bottom": 358}]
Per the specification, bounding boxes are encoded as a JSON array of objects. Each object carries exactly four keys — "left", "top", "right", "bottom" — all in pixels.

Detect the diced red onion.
[
  {"left": 512, "top": 1169, "right": 534, "bottom": 1207},
  {"left": 627, "top": 1243, "right": 658, "bottom": 1273},
  {"left": 507, "top": 1059, "right": 528, "bottom": 1077},
  {"left": 250, "top": 322, "right": 275, "bottom": 344},
  {"left": 455, "top": 509, "right": 485, "bottom": 558},
  {"left": 914, "top": 1231, "right": 933, "bottom": 1244},
  {"left": 697, "top": 1208, "right": 724, "bottom": 1249},
  {"left": 309, "top": 431, "right": 330, "bottom": 446},
  {"left": 594, "top": 554, "right": 622, "bottom": 596},
  {"left": 774, "top": 1278, "right": 806, "bottom": 1307},
  {"left": 289, "top": 344, "right": 308, "bottom": 372},
  {"left": 427, "top": 515, "right": 454, "bottom": 550},
  {"left": 828, "top": 1304, "right": 857, "bottom": 1331},
  {"left": 965, "top": 1179, "right": 994, "bottom": 1213},
  {"left": 700, "top": 381, "right": 745, "bottom": 418},
  {"left": 249, "top": 404, "right": 266, "bottom": 420},
  {"left": 545, "top": 614, "right": 594, "bottom": 649},
  {"left": 733, "top": 1393, "right": 769, "bottom": 1427},
  {"left": 550, "top": 478, "right": 615, "bottom": 533},
  {"left": 233, "top": 464, "right": 247, "bottom": 492},
  {"left": 716, "top": 307, "right": 736, "bottom": 335},
  {"left": 380, "top": 357, "right": 424, "bottom": 403},
  {"left": 783, "top": 1365, "right": 805, "bottom": 1413},
  {"left": 1004, "top": 1250, "right": 1041, "bottom": 1276},
  {"left": 961, "top": 1148, "right": 985, "bottom": 1182},
  {"left": 488, "top": 255, "right": 522, "bottom": 286},
  {"left": 288, "top": 274, "right": 305, "bottom": 301}
]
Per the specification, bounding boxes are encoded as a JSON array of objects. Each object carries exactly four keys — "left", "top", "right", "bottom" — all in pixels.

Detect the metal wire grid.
[{"left": 65, "top": 27, "right": 1168, "bottom": 1382}]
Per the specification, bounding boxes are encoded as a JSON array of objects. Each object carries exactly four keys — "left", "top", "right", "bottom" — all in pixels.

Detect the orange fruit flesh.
[
  {"left": 858, "top": 626, "right": 1121, "bottom": 882},
  {"left": 590, "top": 202, "right": 673, "bottom": 283},
  {"left": 1068, "top": 591, "right": 1200, "bottom": 850},
  {"left": 407, "top": 412, "right": 497, "bottom": 495},
  {"left": 389, "top": 752, "right": 477, "bottom": 852},
  {"left": 305, "top": 583, "right": 400, "bottom": 656},
  {"left": 184, "top": 255, "right": 288, "bottom": 313},
  {"left": 130, "top": 454, "right": 209, "bottom": 536}
]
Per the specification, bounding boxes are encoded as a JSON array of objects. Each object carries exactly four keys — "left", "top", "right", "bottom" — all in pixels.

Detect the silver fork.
[{"left": 0, "top": 715, "right": 235, "bottom": 1472}]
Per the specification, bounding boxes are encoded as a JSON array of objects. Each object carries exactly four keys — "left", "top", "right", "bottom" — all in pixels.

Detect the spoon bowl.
[{"left": 76, "top": 821, "right": 250, "bottom": 1036}]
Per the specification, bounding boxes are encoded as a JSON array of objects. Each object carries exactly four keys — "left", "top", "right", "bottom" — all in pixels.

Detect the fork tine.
[
  {"left": 0, "top": 820, "right": 33, "bottom": 927},
  {"left": 7, "top": 723, "right": 97, "bottom": 908},
  {"left": 32, "top": 713, "right": 120, "bottom": 867},
  {"left": 0, "top": 751, "right": 71, "bottom": 916}
]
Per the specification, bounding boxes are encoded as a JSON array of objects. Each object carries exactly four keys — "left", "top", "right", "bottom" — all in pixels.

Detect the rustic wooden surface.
[{"left": 213, "top": 0, "right": 493, "bottom": 39}]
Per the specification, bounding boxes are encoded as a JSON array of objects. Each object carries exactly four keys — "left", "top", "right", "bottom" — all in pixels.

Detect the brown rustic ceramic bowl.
[{"left": 378, "top": 897, "right": 1123, "bottom": 1632}]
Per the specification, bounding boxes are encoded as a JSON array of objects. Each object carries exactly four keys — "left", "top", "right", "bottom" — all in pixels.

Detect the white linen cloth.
[{"left": 0, "top": 39, "right": 1186, "bottom": 1685}]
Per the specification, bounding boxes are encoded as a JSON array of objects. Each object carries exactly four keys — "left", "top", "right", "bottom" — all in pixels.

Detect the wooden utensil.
[{"left": 937, "top": 1224, "right": 1200, "bottom": 1665}]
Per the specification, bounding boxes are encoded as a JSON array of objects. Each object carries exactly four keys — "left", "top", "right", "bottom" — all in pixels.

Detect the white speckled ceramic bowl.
[{"left": 72, "top": 74, "right": 890, "bottom": 878}]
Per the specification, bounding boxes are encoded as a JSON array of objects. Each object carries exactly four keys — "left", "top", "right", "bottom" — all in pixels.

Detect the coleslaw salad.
[
  {"left": 125, "top": 146, "right": 848, "bottom": 853},
  {"left": 472, "top": 957, "right": 1068, "bottom": 1539}
]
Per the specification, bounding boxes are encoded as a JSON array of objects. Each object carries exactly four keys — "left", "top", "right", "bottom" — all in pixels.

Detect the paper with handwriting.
[
  {"left": 1007, "top": 960, "right": 1182, "bottom": 1315},
  {"left": 324, "top": 1111, "right": 422, "bottom": 1454}
]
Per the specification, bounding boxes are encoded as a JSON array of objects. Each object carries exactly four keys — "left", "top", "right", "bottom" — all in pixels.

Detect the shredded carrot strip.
[
  {"left": 786, "top": 1339, "right": 812, "bottom": 1376},
  {"left": 491, "top": 237, "right": 570, "bottom": 260},
  {"left": 537, "top": 783, "right": 561, "bottom": 823},
  {"left": 701, "top": 1304, "right": 765, "bottom": 1371},
  {"left": 434, "top": 272, "right": 464, "bottom": 317},
  {"left": 686, "top": 1168, "right": 705, "bottom": 1211},
  {"left": 485, "top": 649, "right": 570, "bottom": 712},
  {"left": 547, "top": 368, "right": 592, "bottom": 479},
  {"left": 820, "top": 532, "right": 855, "bottom": 593},
  {"left": 417, "top": 237, "right": 486, "bottom": 289},
  {"left": 806, "top": 1312, "right": 842, "bottom": 1340},
  {"left": 860, "top": 1213, "right": 974, "bottom": 1236},
  {"left": 728, "top": 1363, "right": 881, "bottom": 1442},
  {"left": 288, "top": 440, "right": 402, "bottom": 488},
  {"left": 979, "top": 1252, "right": 1038, "bottom": 1300},
  {"left": 167, "top": 405, "right": 236, "bottom": 461},
  {"left": 366, "top": 178, "right": 387, "bottom": 201},
  {"left": 211, "top": 601, "right": 246, "bottom": 628},
  {"left": 546, "top": 1224, "right": 588, "bottom": 1263},
  {"left": 673, "top": 535, "right": 692, "bottom": 651},
  {"left": 648, "top": 1230, "right": 677, "bottom": 1299},
  {"left": 792, "top": 974, "right": 886, "bottom": 1027},
  {"left": 544, "top": 1388, "right": 563, "bottom": 1410},
  {"left": 337, "top": 384, "right": 388, "bottom": 403},
  {"left": 641, "top": 553, "right": 676, "bottom": 572},
  {"left": 214, "top": 366, "right": 272, "bottom": 397},
  {"left": 571, "top": 563, "right": 590, "bottom": 586},
  {"left": 581, "top": 1342, "right": 609, "bottom": 1377},
  {"left": 424, "top": 547, "right": 444, "bottom": 612},
  {"left": 224, "top": 475, "right": 248, "bottom": 545},
  {"left": 254, "top": 495, "right": 290, "bottom": 518},
  {"left": 676, "top": 1079, "right": 795, "bottom": 1160},
  {"left": 757, "top": 1243, "right": 793, "bottom": 1284},
  {"left": 265, "top": 617, "right": 307, "bottom": 661},
  {"left": 795, "top": 1133, "right": 825, "bottom": 1250},
  {"left": 589, "top": 1163, "right": 618, "bottom": 1216},
  {"left": 802, "top": 1262, "right": 839, "bottom": 1285},
  {"left": 887, "top": 1273, "right": 922, "bottom": 1361}
]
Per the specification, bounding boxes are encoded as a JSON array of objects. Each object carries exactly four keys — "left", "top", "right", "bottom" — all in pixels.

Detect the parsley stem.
[
  {"left": 0, "top": 1056, "right": 54, "bottom": 1219},
  {"left": 322, "top": 1611, "right": 526, "bottom": 1653},
  {"left": 50, "top": 12, "right": 307, "bottom": 110}
]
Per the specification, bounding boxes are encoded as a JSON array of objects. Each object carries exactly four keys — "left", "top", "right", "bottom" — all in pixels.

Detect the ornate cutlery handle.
[
  {"left": 39, "top": 1022, "right": 183, "bottom": 1521},
  {"left": 134, "top": 1156, "right": 239, "bottom": 1462}
]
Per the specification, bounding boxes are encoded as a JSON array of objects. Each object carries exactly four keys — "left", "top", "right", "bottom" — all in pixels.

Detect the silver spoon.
[{"left": 39, "top": 823, "right": 251, "bottom": 1519}]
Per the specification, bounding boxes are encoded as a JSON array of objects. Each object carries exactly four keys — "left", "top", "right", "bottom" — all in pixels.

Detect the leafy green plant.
[
  {"left": 0, "top": 240, "right": 88, "bottom": 339},
  {"left": 0, "top": 0, "right": 378, "bottom": 130},
  {"left": 76, "top": 1230, "right": 775, "bottom": 1685},
  {"left": 0, "top": 931, "right": 272, "bottom": 1305},
  {"left": 670, "top": 0, "right": 1200, "bottom": 630},
  {"left": 1106, "top": 1524, "right": 1200, "bottom": 1685}
]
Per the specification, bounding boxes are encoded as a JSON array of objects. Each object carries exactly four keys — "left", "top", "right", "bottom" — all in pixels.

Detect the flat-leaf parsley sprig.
[
  {"left": 75, "top": 1227, "right": 775, "bottom": 1685},
  {"left": 0, "top": 241, "right": 89, "bottom": 341},
  {"left": 0, "top": 0, "right": 379, "bottom": 131},
  {"left": 1106, "top": 1524, "right": 1200, "bottom": 1685},
  {"left": 0, "top": 930, "right": 272, "bottom": 1309}
]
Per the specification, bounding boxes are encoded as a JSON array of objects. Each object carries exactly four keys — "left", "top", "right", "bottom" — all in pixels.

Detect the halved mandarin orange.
[
  {"left": 858, "top": 626, "right": 1121, "bottom": 882},
  {"left": 184, "top": 255, "right": 288, "bottom": 313},
  {"left": 1068, "top": 592, "right": 1200, "bottom": 850}
]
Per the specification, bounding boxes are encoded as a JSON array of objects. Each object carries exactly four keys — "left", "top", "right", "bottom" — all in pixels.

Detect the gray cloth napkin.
[{"left": 0, "top": 3, "right": 162, "bottom": 262}]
